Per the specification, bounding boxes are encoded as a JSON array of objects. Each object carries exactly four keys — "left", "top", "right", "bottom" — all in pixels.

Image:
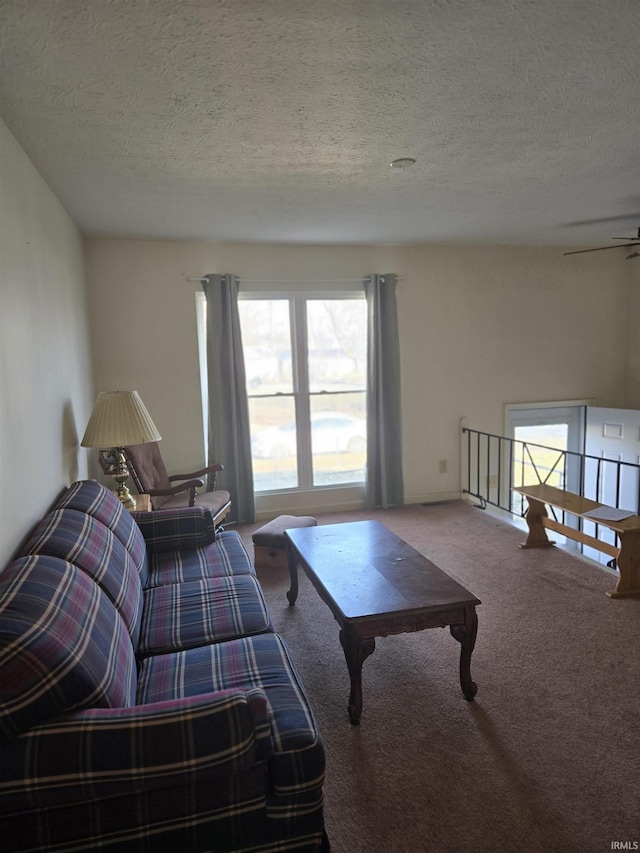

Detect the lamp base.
[
  {"left": 112, "top": 448, "right": 136, "bottom": 510},
  {"left": 115, "top": 484, "right": 136, "bottom": 509}
]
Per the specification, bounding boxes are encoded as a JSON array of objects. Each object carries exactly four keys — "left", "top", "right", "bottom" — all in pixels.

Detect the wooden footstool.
[{"left": 252, "top": 515, "right": 318, "bottom": 570}]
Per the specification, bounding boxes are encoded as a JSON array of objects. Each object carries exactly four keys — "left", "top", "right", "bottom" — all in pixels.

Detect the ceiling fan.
[{"left": 564, "top": 227, "right": 640, "bottom": 257}]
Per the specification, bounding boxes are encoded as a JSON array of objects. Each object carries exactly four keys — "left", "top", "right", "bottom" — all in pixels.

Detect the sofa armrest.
[
  {"left": 131, "top": 505, "right": 217, "bottom": 552},
  {"left": 0, "top": 689, "right": 272, "bottom": 813}
]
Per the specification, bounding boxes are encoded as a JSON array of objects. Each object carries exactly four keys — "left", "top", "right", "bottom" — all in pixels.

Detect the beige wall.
[
  {"left": 0, "top": 119, "right": 93, "bottom": 566},
  {"left": 625, "top": 262, "right": 640, "bottom": 407},
  {"left": 1, "top": 109, "right": 633, "bottom": 551},
  {"left": 85, "top": 238, "right": 631, "bottom": 512}
]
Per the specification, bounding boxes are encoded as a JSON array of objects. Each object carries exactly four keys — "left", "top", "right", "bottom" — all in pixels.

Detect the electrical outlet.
[
  {"left": 487, "top": 475, "right": 498, "bottom": 488},
  {"left": 439, "top": 459, "right": 447, "bottom": 474}
]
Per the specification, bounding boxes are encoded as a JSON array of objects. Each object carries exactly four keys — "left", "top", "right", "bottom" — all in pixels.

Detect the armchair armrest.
[
  {"left": 170, "top": 463, "right": 224, "bottom": 480},
  {"left": 131, "top": 505, "right": 217, "bottom": 551},
  {"left": 147, "top": 479, "right": 204, "bottom": 496},
  {"left": 0, "top": 689, "right": 272, "bottom": 813},
  {"left": 170, "top": 463, "right": 224, "bottom": 492}
]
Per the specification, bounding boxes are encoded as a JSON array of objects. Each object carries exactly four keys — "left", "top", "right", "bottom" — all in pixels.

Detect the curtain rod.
[{"left": 187, "top": 276, "right": 404, "bottom": 284}]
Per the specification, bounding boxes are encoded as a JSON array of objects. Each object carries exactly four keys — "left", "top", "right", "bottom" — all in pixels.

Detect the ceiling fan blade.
[
  {"left": 565, "top": 213, "right": 640, "bottom": 227},
  {"left": 564, "top": 243, "right": 637, "bottom": 256}
]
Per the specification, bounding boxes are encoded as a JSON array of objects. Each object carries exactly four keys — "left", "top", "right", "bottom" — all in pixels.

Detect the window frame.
[{"left": 238, "top": 284, "right": 367, "bottom": 495}]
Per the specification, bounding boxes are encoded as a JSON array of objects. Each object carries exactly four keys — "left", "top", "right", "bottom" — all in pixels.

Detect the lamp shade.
[{"left": 81, "top": 391, "right": 162, "bottom": 449}]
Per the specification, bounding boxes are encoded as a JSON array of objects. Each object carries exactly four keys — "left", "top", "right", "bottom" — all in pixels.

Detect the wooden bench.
[{"left": 512, "top": 483, "right": 640, "bottom": 598}]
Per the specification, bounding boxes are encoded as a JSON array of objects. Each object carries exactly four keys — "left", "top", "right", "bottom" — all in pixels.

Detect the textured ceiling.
[{"left": 1, "top": 0, "right": 639, "bottom": 246}]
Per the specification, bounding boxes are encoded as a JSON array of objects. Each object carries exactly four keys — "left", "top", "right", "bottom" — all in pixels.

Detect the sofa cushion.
[
  {"left": 137, "top": 633, "right": 325, "bottom": 797},
  {"left": 21, "top": 508, "right": 144, "bottom": 646},
  {"left": 53, "top": 480, "right": 148, "bottom": 581},
  {"left": 145, "top": 530, "right": 255, "bottom": 588},
  {"left": 0, "top": 556, "right": 137, "bottom": 742},
  {"left": 139, "top": 576, "right": 272, "bottom": 655}
]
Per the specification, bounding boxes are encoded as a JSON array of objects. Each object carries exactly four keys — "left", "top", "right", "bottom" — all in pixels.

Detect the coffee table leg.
[
  {"left": 450, "top": 606, "right": 478, "bottom": 701},
  {"left": 286, "top": 543, "right": 299, "bottom": 606},
  {"left": 339, "top": 629, "right": 375, "bottom": 724}
]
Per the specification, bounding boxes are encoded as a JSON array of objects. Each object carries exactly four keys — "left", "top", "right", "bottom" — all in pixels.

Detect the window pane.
[
  {"left": 512, "top": 423, "right": 568, "bottom": 517},
  {"left": 307, "top": 300, "right": 366, "bottom": 393},
  {"left": 513, "top": 424, "right": 568, "bottom": 488},
  {"left": 249, "top": 396, "right": 298, "bottom": 491},
  {"left": 310, "top": 392, "right": 366, "bottom": 486},
  {"left": 240, "top": 299, "right": 297, "bottom": 492},
  {"left": 238, "top": 300, "right": 293, "bottom": 395}
]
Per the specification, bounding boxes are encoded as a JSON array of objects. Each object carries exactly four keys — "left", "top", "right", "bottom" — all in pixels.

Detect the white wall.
[
  {"left": 85, "top": 238, "right": 631, "bottom": 513},
  {"left": 0, "top": 118, "right": 93, "bottom": 566}
]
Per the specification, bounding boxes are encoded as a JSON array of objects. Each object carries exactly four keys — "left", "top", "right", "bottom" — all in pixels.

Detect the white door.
[
  {"left": 583, "top": 407, "right": 640, "bottom": 564},
  {"left": 507, "top": 405, "right": 585, "bottom": 546}
]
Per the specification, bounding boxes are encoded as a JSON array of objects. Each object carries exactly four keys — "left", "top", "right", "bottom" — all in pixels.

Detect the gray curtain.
[
  {"left": 203, "top": 274, "right": 255, "bottom": 523},
  {"left": 365, "top": 274, "right": 404, "bottom": 508}
]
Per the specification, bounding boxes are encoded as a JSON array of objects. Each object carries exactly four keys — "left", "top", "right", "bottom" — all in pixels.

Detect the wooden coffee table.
[{"left": 285, "top": 520, "right": 480, "bottom": 724}]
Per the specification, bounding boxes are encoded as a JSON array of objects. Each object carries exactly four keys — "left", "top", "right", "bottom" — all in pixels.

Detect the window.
[{"left": 238, "top": 292, "right": 367, "bottom": 493}]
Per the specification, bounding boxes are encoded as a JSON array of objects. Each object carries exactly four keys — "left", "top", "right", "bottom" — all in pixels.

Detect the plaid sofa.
[{"left": 0, "top": 480, "right": 327, "bottom": 852}]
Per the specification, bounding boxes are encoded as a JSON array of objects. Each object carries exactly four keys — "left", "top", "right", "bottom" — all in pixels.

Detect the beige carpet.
[{"left": 235, "top": 501, "right": 640, "bottom": 853}]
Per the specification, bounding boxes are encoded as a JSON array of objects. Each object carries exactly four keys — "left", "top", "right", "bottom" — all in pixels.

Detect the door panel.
[{"left": 583, "top": 407, "right": 640, "bottom": 564}]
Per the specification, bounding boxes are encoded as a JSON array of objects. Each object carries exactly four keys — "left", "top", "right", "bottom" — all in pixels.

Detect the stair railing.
[{"left": 461, "top": 424, "right": 640, "bottom": 521}]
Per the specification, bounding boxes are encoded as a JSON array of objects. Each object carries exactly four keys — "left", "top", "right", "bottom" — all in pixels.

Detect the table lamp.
[{"left": 81, "top": 390, "right": 162, "bottom": 508}]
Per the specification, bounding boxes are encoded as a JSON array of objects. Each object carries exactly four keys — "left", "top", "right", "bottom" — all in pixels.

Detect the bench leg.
[
  {"left": 519, "top": 496, "right": 556, "bottom": 549},
  {"left": 608, "top": 531, "right": 640, "bottom": 598}
]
